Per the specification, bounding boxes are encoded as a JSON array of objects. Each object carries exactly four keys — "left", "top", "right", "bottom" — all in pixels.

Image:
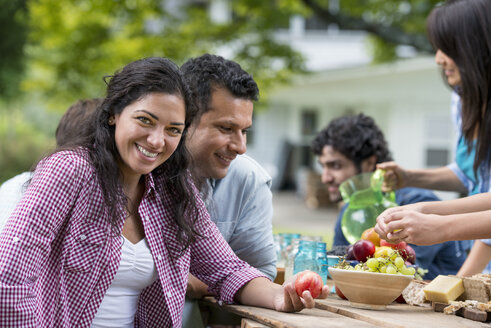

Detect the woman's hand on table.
[
  {"left": 273, "top": 274, "right": 329, "bottom": 312},
  {"left": 186, "top": 273, "right": 211, "bottom": 299}
]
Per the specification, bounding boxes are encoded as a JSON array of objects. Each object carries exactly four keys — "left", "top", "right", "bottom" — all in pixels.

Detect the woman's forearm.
[
  {"left": 457, "top": 240, "right": 491, "bottom": 277},
  {"left": 235, "top": 276, "right": 326, "bottom": 313},
  {"left": 406, "top": 166, "right": 467, "bottom": 194},
  {"left": 377, "top": 207, "right": 491, "bottom": 245},
  {"left": 441, "top": 210, "right": 491, "bottom": 241},
  {"left": 419, "top": 192, "right": 491, "bottom": 216},
  {"left": 235, "top": 277, "right": 282, "bottom": 309}
]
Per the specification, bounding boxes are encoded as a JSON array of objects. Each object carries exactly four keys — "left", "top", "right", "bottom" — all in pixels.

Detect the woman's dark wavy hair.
[
  {"left": 78, "top": 57, "right": 199, "bottom": 251},
  {"left": 427, "top": 0, "right": 491, "bottom": 173},
  {"left": 311, "top": 114, "right": 393, "bottom": 173},
  {"left": 180, "top": 53, "right": 259, "bottom": 121}
]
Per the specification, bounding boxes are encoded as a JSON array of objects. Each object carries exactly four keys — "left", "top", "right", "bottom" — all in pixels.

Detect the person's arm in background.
[
  {"left": 415, "top": 192, "right": 491, "bottom": 215},
  {"left": 457, "top": 240, "right": 491, "bottom": 277},
  {"left": 377, "top": 162, "right": 468, "bottom": 194},
  {"left": 378, "top": 191, "right": 491, "bottom": 220},
  {"left": 375, "top": 208, "right": 491, "bottom": 245}
]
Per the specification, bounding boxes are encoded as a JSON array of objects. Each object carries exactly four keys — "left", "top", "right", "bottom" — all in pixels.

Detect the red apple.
[
  {"left": 346, "top": 244, "right": 356, "bottom": 260},
  {"left": 400, "top": 245, "right": 416, "bottom": 264},
  {"left": 335, "top": 285, "right": 347, "bottom": 300},
  {"left": 352, "top": 240, "right": 375, "bottom": 262},
  {"left": 294, "top": 270, "right": 323, "bottom": 299},
  {"left": 380, "top": 239, "right": 407, "bottom": 250}
]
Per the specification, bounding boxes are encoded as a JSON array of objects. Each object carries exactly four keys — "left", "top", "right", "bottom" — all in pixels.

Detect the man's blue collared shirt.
[{"left": 204, "top": 154, "right": 277, "bottom": 280}]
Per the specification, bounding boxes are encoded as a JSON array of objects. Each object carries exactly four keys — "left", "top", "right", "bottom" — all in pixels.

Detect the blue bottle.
[
  {"left": 293, "top": 240, "right": 319, "bottom": 275},
  {"left": 316, "top": 242, "right": 328, "bottom": 284}
]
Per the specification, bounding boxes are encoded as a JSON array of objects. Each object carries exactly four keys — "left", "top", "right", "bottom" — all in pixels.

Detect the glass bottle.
[
  {"left": 273, "top": 234, "right": 282, "bottom": 267},
  {"left": 284, "top": 238, "right": 300, "bottom": 282},
  {"left": 277, "top": 233, "right": 301, "bottom": 268},
  {"left": 293, "top": 240, "right": 319, "bottom": 275},
  {"left": 316, "top": 242, "right": 328, "bottom": 285},
  {"left": 276, "top": 233, "right": 291, "bottom": 268}
]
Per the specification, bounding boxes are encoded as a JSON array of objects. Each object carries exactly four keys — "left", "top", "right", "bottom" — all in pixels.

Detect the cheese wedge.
[{"left": 423, "top": 275, "right": 464, "bottom": 303}]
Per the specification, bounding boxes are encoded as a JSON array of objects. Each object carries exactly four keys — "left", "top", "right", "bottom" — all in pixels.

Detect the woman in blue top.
[{"left": 377, "top": 0, "right": 491, "bottom": 277}]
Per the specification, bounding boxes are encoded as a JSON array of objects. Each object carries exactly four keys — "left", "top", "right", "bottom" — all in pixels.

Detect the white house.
[{"left": 246, "top": 56, "right": 456, "bottom": 200}]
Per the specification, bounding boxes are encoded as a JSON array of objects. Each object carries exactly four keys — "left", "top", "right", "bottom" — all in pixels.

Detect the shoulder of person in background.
[
  {"left": 395, "top": 187, "right": 440, "bottom": 205},
  {"left": 217, "top": 154, "right": 271, "bottom": 186},
  {"left": 332, "top": 203, "right": 350, "bottom": 247},
  {"left": 0, "top": 171, "right": 33, "bottom": 232},
  {"left": 210, "top": 153, "right": 276, "bottom": 280}
]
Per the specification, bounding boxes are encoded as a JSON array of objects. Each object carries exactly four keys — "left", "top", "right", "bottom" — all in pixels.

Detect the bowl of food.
[{"left": 328, "top": 267, "right": 413, "bottom": 310}]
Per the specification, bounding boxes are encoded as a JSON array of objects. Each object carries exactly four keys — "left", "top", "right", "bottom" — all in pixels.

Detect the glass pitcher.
[{"left": 339, "top": 170, "right": 397, "bottom": 244}]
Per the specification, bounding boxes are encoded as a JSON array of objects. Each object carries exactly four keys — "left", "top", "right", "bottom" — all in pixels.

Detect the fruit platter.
[
  {"left": 327, "top": 227, "right": 428, "bottom": 309},
  {"left": 328, "top": 266, "right": 413, "bottom": 310}
]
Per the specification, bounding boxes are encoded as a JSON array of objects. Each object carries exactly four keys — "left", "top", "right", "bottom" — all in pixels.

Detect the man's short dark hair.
[
  {"left": 311, "top": 113, "right": 393, "bottom": 170},
  {"left": 181, "top": 54, "right": 259, "bottom": 120}
]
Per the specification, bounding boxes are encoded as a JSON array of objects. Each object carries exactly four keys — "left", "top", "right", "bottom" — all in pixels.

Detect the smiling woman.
[
  {"left": 0, "top": 57, "right": 328, "bottom": 328},
  {"left": 0, "top": 57, "right": 202, "bottom": 327},
  {"left": 110, "top": 93, "right": 185, "bottom": 182}
]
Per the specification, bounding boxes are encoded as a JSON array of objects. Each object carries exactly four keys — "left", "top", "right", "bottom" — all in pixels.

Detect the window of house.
[
  {"left": 426, "top": 148, "right": 449, "bottom": 167},
  {"left": 305, "top": 14, "right": 330, "bottom": 31},
  {"left": 424, "top": 115, "right": 452, "bottom": 167},
  {"left": 301, "top": 110, "right": 318, "bottom": 136}
]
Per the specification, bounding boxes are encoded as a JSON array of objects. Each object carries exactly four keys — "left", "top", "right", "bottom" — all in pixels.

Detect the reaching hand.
[
  {"left": 376, "top": 161, "right": 409, "bottom": 191},
  {"left": 375, "top": 207, "right": 444, "bottom": 246}
]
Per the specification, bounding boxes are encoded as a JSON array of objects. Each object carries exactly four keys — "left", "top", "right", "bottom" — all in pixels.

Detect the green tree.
[
  {"left": 0, "top": 108, "right": 56, "bottom": 183},
  {"left": 23, "top": 0, "right": 308, "bottom": 111},
  {"left": 1, "top": 0, "right": 442, "bottom": 182},
  {"left": 301, "top": 0, "right": 439, "bottom": 52},
  {"left": 0, "top": 0, "right": 28, "bottom": 100},
  {"left": 300, "top": 0, "right": 440, "bottom": 60},
  {"left": 6, "top": 0, "right": 442, "bottom": 108}
]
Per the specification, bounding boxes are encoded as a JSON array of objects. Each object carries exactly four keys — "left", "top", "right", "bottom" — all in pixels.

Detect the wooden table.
[{"left": 200, "top": 295, "right": 490, "bottom": 328}]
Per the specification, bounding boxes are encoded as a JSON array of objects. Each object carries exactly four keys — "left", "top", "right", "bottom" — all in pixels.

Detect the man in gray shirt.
[{"left": 181, "top": 54, "right": 276, "bottom": 326}]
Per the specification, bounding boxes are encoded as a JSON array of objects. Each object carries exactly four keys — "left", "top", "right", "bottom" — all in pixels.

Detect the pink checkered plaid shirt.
[{"left": 0, "top": 149, "right": 264, "bottom": 327}]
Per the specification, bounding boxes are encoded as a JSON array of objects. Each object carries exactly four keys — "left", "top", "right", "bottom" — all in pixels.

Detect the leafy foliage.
[
  {"left": 5, "top": 0, "right": 443, "bottom": 109},
  {"left": 0, "top": 0, "right": 443, "bottom": 181},
  {"left": 300, "top": 0, "right": 441, "bottom": 59},
  {"left": 23, "top": 0, "right": 308, "bottom": 111},
  {"left": 0, "top": 0, "right": 28, "bottom": 100},
  {"left": 0, "top": 108, "right": 55, "bottom": 183}
]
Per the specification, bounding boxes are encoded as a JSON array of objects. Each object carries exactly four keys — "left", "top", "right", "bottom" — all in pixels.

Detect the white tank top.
[{"left": 91, "top": 237, "right": 158, "bottom": 327}]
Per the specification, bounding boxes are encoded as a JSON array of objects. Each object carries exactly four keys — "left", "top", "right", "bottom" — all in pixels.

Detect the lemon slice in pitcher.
[{"left": 370, "top": 169, "right": 385, "bottom": 190}]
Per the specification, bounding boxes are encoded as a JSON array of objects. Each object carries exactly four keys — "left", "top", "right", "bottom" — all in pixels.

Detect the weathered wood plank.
[
  {"left": 316, "top": 297, "right": 490, "bottom": 328},
  {"left": 200, "top": 297, "right": 377, "bottom": 328},
  {"left": 241, "top": 318, "right": 269, "bottom": 328}
]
